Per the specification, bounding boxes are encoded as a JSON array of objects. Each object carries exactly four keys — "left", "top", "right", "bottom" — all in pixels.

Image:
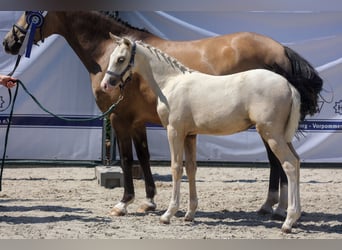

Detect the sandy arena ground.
[{"left": 0, "top": 165, "right": 341, "bottom": 239}]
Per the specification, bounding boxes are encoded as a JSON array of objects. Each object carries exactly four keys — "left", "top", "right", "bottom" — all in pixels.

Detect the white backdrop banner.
[
  {"left": 0, "top": 11, "right": 103, "bottom": 161},
  {"left": 0, "top": 8, "right": 341, "bottom": 163},
  {"left": 118, "top": 9, "right": 342, "bottom": 163}
]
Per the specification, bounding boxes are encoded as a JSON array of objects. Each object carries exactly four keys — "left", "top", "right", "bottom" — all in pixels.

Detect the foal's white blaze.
[{"left": 103, "top": 35, "right": 302, "bottom": 233}]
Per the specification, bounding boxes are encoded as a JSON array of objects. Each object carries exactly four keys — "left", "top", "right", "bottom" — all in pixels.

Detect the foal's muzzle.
[{"left": 101, "top": 76, "right": 120, "bottom": 92}]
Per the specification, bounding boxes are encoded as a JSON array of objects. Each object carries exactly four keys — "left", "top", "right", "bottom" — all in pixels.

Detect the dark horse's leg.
[
  {"left": 108, "top": 115, "right": 156, "bottom": 216},
  {"left": 131, "top": 124, "right": 157, "bottom": 212},
  {"left": 258, "top": 140, "right": 288, "bottom": 220},
  {"left": 108, "top": 115, "right": 135, "bottom": 216}
]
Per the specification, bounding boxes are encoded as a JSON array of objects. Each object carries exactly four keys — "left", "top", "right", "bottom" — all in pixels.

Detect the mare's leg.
[
  {"left": 131, "top": 124, "right": 157, "bottom": 213},
  {"left": 183, "top": 135, "right": 198, "bottom": 221},
  {"left": 258, "top": 140, "right": 280, "bottom": 214},
  {"left": 258, "top": 140, "right": 288, "bottom": 220},
  {"left": 274, "top": 165, "right": 288, "bottom": 220},
  {"left": 109, "top": 116, "right": 135, "bottom": 216},
  {"left": 267, "top": 138, "right": 301, "bottom": 233},
  {"left": 160, "top": 126, "right": 185, "bottom": 224}
]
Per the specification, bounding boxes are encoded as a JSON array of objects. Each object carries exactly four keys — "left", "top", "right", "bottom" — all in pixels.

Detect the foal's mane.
[{"left": 136, "top": 40, "right": 193, "bottom": 74}]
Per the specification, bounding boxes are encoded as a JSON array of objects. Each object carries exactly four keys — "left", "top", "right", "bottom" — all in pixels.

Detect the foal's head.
[{"left": 101, "top": 33, "right": 136, "bottom": 91}]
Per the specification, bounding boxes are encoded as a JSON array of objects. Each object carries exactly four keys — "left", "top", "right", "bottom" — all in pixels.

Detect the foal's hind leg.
[
  {"left": 132, "top": 125, "right": 157, "bottom": 213},
  {"left": 267, "top": 138, "right": 301, "bottom": 233},
  {"left": 184, "top": 135, "right": 198, "bottom": 222}
]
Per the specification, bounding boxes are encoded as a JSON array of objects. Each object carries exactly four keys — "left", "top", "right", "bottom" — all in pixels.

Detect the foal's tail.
[
  {"left": 285, "top": 83, "right": 301, "bottom": 142},
  {"left": 267, "top": 46, "right": 323, "bottom": 121}
]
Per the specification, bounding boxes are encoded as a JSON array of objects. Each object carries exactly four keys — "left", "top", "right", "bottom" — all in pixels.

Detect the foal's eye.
[{"left": 117, "top": 57, "right": 125, "bottom": 64}]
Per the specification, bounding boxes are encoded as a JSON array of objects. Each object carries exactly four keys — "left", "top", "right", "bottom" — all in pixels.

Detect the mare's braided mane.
[{"left": 99, "top": 11, "right": 151, "bottom": 34}]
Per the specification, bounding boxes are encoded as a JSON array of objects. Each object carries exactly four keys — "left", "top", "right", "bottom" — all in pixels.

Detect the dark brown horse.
[{"left": 3, "top": 11, "right": 322, "bottom": 219}]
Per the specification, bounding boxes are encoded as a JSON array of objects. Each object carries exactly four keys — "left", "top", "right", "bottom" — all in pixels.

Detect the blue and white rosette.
[{"left": 23, "top": 11, "right": 47, "bottom": 58}]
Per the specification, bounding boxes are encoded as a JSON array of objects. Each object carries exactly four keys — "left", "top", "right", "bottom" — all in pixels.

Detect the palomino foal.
[{"left": 103, "top": 35, "right": 302, "bottom": 233}]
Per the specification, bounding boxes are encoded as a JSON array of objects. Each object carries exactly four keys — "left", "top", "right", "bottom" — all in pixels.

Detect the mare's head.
[
  {"left": 101, "top": 33, "right": 136, "bottom": 91},
  {"left": 3, "top": 11, "right": 52, "bottom": 55}
]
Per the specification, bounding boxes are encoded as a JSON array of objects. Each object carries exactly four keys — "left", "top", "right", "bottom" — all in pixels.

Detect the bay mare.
[
  {"left": 102, "top": 35, "right": 302, "bottom": 233},
  {"left": 3, "top": 11, "right": 322, "bottom": 219}
]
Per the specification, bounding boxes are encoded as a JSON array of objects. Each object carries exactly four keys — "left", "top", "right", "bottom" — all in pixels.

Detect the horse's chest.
[{"left": 156, "top": 101, "right": 170, "bottom": 126}]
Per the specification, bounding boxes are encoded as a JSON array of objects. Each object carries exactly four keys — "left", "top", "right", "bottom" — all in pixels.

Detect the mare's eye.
[{"left": 117, "top": 57, "right": 125, "bottom": 64}]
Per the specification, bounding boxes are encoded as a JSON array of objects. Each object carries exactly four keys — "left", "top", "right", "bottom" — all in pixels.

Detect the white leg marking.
[
  {"left": 137, "top": 198, "right": 157, "bottom": 213},
  {"left": 273, "top": 184, "right": 288, "bottom": 219},
  {"left": 258, "top": 190, "right": 279, "bottom": 215},
  {"left": 109, "top": 199, "right": 134, "bottom": 216}
]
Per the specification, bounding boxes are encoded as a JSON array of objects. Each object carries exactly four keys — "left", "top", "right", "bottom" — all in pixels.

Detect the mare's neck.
[{"left": 51, "top": 11, "right": 153, "bottom": 75}]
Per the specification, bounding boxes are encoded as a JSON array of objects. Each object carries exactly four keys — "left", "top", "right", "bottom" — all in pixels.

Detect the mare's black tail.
[{"left": 267, "top": 46, "right": 323, "bottom": 120}]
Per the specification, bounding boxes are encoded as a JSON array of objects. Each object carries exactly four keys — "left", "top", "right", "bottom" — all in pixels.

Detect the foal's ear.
[
  {"left": 109, "top": 32, "right": 123, "bottom": 44},
  {"left": 122, "top": 37, "right": 132, "bottom": 47}
]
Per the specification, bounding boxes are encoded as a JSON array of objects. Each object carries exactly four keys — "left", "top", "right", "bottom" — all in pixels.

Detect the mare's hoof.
[
  {"left": 184, "top": 212, "right": 195, "bottom": 222},
  {"left": 184, "top": 217, "right": 194, "bottom": 222},
  {"left": 257, "top": 207, "right": 273, "bottom": 215},
  {"left": 137, "top": 202, "right": 156, "bottom": 213},
  {"left": 108, "top": 207, "right": 126, "bottom": 216},
  {"left": 271, "top": 213, "right": 286, "bottom": 221}
]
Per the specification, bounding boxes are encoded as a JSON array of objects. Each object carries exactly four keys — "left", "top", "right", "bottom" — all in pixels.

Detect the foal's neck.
[
  {"left": 132, "top": 41, "right": 194, "bottom": 108},
  {"left": 135, "top": 41, "right": 192, "bottom": 89}
]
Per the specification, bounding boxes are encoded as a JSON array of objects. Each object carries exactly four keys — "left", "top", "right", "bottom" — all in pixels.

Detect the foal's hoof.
[
  {"left": 281, "top": 225, "right": 292, "bottom": 234},
  {"left": 160, "top": 214, "right": 171, "bottom": 224},
  {"left": 159, "top": 219, "right": 170, "bottom": 224},
  {"left": 108, "top": 207, "right": 126, "bottom": 216}
]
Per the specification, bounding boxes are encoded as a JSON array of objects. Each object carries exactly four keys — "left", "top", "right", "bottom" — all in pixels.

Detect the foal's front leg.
[
  {"left": 184, "top": 135, "right": 198, "bottom": 221},
  {"left": 160, "top": 126, "right": 185, "bottom": 224}
]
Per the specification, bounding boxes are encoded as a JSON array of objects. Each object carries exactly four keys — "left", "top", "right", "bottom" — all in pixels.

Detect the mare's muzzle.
[
  {"left": 106, "top": 67, "right": 133, "bottom": 89},
  {"left": 108, "top": 74, "right": 122, "bottom": 87},
  {"left": 2, "top": 25, "right": 26, "bottom": 55}
]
